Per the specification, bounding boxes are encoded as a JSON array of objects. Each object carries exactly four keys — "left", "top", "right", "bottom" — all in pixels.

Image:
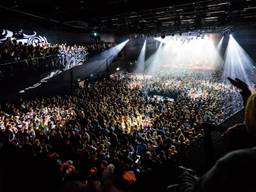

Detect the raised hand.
[
  {"left": 227, "top": 77, "right": 251, "bottom": 106},
  {"left": 227, "top": 77, "right": 249, "bottom": 91}
]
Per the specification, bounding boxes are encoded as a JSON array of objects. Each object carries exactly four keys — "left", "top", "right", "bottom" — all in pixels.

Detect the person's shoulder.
[
  {"left": 225, "top": 123, "right": 247, "bottom": 135},
  {"left": 228, "top": 123, "right": 246, "bottom": 130},
  {"left": 218, "top": 147, "right": 256, "bottom": 165}
]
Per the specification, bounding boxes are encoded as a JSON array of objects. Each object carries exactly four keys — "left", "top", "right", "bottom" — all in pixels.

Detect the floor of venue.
[{"left": 0, "top": 55, "right": 245, "bottom": 173}]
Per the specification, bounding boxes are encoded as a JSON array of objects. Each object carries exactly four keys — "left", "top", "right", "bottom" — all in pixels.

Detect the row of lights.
[{"left": 130, "top": 30, "right": 214, "bottom": 40}]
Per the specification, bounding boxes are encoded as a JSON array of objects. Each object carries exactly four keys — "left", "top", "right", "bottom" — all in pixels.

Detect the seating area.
[{"left": 0, "top": 39, "right": 114, "bottom": 80}]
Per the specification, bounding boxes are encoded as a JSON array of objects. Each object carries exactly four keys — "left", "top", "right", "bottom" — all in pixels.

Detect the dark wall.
[
  {"left": 0, "top": 27, "right": 117, "bottom": 44},
  {"left": 0, "top": 8, "right": 118, "bottom": 44},
  {"left": 233, "top": 25, "right": 256, "bottom": 62},
  {"left": 28, "top": 29, "right": 117, "bottom": 44}
]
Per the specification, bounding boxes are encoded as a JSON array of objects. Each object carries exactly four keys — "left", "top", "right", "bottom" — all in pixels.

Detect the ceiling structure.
[{"left": 0, "top": 0, "right": 256, "bottom": 33}]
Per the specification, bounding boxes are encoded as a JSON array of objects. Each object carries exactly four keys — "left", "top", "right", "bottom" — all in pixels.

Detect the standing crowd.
[{"left": 0, "top": 72, "right": 243, "bottom": 192}]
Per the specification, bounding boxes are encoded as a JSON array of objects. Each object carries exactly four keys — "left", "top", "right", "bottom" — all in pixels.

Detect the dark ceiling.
[{"left": 0, "top": 0, "right": 256, "bottom": 33}]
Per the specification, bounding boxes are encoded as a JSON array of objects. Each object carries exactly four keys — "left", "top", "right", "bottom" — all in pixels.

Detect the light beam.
[
  {"left": 223, "top": 35, "right": 256, "bottom": 86},
  {"left": 135, "top": 39, "right": 147, "bottom": 73}
]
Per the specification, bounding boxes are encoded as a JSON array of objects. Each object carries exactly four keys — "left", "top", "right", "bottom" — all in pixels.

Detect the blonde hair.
[{"left": 245, "top": 93, "right": 256, "bottom": 135}]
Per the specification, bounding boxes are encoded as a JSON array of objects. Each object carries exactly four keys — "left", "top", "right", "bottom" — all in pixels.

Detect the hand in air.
[{"left": 227, "top": 77, "right": 249, "bottom": 91}]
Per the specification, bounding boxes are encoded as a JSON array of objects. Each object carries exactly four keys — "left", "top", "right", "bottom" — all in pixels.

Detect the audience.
[
  {"left": 0, "top": 31, "right": 254, "bottom": 192},
  {"left": 0, "top": 72, "right": 244, "bottom": 192},
  {"left": 0, "top": 39, "right": 114, "bottom": 80},
  {"left": 168, "top": 77, "right": 256, "bottom": 192}
]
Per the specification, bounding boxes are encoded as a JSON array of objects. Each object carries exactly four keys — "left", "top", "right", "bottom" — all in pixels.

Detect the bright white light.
[
  {"left": 146, "top": 34, "right": 223, "bottom": 75},
  {"left": 154, "top": 36, "right": 172, "bottom": 44},
  {"left": 80, "top": 39, "right": 129, "bottom": 75},
  {"left": 94, "top": 32, "right": 97, "bottom": 36},
  {"left": 217, "top": 36, "right": 224, "bottom": 51},
  {"left": 223, "top": 35, "right": 256, "bottom": 86},
  {"left": 116, "top": 67, "right": 120, "bottom": 71},
  {"left": 135, "top": 40, "right": 146, "bottom": 73},
  {"left": 145, "top": 42, "right": 163, "bottom": 74}
]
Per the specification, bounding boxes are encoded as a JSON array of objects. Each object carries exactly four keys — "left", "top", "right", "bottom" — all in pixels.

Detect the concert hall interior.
[{"left": 1, "top": 1, "right": 256, "bottom": 192}]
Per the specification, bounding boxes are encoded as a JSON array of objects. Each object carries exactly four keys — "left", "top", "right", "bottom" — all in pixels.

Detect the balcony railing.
[{"left": 0, "top": 51, "right": 88, "bottom": 80}]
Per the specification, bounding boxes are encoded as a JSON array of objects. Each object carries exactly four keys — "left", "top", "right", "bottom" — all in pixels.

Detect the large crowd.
[
  {"left": 0, "top": 72, "right": 244, "bottom": 192},
  {"left": 134, "top": 73, "right": 243, "bottom": 125},
  {"left": 0, "top": 39, "right": 114, "bottom": 80}
]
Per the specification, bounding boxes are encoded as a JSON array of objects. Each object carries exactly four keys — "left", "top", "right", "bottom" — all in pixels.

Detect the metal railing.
[{"left": 0, "top": 51, "right": 88, "bottom": 80}]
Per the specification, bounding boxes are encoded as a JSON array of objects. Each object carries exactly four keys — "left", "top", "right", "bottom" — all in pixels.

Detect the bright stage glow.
[
  {"left": 135, "top": 40, "right": 146, "bottom": 73},
  {"left": 146, "top": 34, "right": 223, "bottom": 75},
  {"left": 154, "top": 36, "right": 171, "bottom": 44},
  {"left": 223, "top": 35, "right": 256, "bottom": 86}
]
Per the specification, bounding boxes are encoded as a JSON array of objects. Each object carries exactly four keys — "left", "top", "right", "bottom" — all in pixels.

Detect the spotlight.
[
  {"left": 94, "top": 32, "right": 97, "bottom": 36},
  {"left": 84, "top": 39, "right": 128, "bottom": 77},
  {"left": 116, "top": 67, "right": 120, "bottom": 71},
  {"left": 223, "top": 34, "right": 256, "bottom": 85},
  {"left": 135, "top": 40, "right": 146, "bottom": 73}
]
